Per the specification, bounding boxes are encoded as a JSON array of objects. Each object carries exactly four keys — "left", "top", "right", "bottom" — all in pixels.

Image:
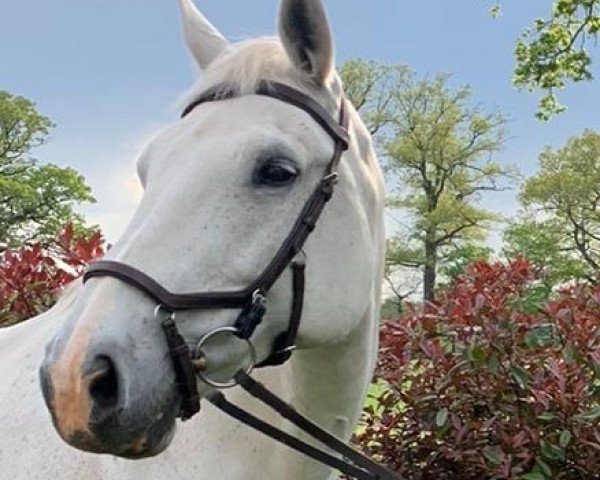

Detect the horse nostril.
[{"left": 88, "top": 355, "right": 119, "bottom": 409}]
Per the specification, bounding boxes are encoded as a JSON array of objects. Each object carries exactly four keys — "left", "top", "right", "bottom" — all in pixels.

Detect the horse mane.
[{"left": 181, "top": 37, "right": 342, "bottom": 113}]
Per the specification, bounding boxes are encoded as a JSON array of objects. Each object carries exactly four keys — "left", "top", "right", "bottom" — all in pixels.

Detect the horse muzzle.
[{"left": 39, "top": 339, "right": 179, "bottom": 458}]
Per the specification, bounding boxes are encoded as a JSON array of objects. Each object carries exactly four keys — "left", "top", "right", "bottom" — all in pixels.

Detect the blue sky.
[{"left": 1, "top": 0, "right": 599, "bottom": 242}]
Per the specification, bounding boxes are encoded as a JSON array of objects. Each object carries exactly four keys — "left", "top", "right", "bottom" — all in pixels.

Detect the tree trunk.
[{"left": 423, "top": 234, "right": 437, "bottom": 303}]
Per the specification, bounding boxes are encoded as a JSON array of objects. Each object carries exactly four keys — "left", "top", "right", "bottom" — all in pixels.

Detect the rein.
[{"left": 83, "top": 81, "right": 401, "bottom": 480}]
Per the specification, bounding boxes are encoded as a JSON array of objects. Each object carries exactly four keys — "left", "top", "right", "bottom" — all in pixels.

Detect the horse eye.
[{"left": 255, "top": 160, "right": 299, "bottom": 187}]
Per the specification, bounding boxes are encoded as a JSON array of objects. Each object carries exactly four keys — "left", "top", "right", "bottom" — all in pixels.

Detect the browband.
[{"left": 182, "top": 80, "right": 349, "bottom": 149}]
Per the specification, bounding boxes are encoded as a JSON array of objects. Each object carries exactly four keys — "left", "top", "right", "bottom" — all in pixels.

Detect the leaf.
[
  {"left": 468, "top": 344, "right": 487, "bottom": 366},
  {"left": 510, "top": 365, "right": 530, "bottom": 389},
  {"left": 536, "top": 412, "right": 556, "bottom": 422},
  {"left": 482, "top": 446, "right": 502, "bottom": 465},
  {"left": 524, "top": 325, "right": 556, "bottom": 348},
  {"left": 520, "top": 473, "right": 546, "bottom": 480},
  {"left": 489, "top": 4, "right": 502, "bottom": 18},
  {"left": 573, "top": 406, "right": 600, "bottom": 422},
  {"left": 486, "top": 353, "right": 501, "bottom": 376},
  {"left": 559, "top": 429, "right": 572, "bottom": 448},
  {"left": 474, "top": 293, "right": 486, "bottom": 310},
  {"left": 540, "top": 439, "right": 565, "bottom": 461},
  {"left": 436, "top": 407, "right": 448, "bottom": 427},
  {"left": 418, "top": 394, "right": 438, "bottom": 404},
  {"left": 535, "top": 457, "right": 552, "bottom": 477}
]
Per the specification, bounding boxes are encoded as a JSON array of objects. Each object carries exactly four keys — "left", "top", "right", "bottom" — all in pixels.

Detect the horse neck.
[{"left": 288, "top": 302, "right": 379, "bottom": 434}]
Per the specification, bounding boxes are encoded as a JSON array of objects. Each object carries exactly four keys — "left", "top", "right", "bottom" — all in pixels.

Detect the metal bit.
[{"left": 191, "top": 354, "right": 207, "bottom": 372}]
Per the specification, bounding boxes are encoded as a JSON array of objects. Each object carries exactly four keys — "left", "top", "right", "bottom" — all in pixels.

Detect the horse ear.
[
  {"left": 278, "top": 0, "right": 334, "bottom": 86},
  {"left": 179, "top": 0, "right": 229, "bottom": 70}
]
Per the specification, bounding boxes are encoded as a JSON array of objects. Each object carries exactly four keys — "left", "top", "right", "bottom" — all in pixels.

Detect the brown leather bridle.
[
  {"left": 82, "top": 81, "right": 401, "bottom": 480},
  {"left": 84, "top": 80, "right": 349, "bottom": 413}
]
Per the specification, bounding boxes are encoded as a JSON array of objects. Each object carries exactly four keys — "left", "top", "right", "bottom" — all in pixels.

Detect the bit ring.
[{"left": 194, "top": 326, "right": 256, "bottom": 389}]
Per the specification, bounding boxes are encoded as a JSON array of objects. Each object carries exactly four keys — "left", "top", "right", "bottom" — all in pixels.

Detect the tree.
[
  {"left": 519, "top": 129, "right": 600, "bottom": 282},
  {"left": 0, "top": 91, "right": 95, "bottom": 250},
  {"left": 492, "top": 0, "right": 600, "bottom": 121},
  {"left": 339, "top": 59, "right": 400, "bottom": 135},
  {"left": 439, "top": 242, "right": 493, "bottom": 283},
  {"left": 503, "top": 218, "right": 589, "bottom": 284},
  {"left": 341, "top": 61, "right": 515, "bottom": 302},
  {"left": 514, "top": 0, "right": 600, "bottom": 121}
]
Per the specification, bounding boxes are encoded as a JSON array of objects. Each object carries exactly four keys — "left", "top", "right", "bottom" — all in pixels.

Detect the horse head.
[{"left": 39, "top": 0, "right": 383, "bottom": 459}]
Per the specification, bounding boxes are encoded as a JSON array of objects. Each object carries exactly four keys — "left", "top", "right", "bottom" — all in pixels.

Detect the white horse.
[{"left": 0, "top": 0, "right": 384, "bottom": 479}]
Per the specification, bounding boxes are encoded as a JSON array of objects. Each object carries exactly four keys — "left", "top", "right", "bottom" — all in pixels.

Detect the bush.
[
  {"left": 355, "top": 258, "right": 600, "bottom": 480},
  {"left": 0, "top": 224, "right": 104, "bottom": 326}
]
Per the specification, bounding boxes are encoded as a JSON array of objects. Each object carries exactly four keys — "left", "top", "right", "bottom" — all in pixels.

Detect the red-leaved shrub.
[
  {"left": 0, "top": 224, "right": 104, "bottom": 326},
  {"left": 355, "top": 258, "right": 600, "bottom": 480}
]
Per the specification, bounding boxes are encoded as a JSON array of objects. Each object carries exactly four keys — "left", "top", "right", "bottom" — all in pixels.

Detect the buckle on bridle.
[
  {"left": 319, "top": 172, "right": 338, "bottom": 202},
  {"left": 277, "top": 345, "right": 297, "bottom": 354},
  {"left": 323, "top": 172, "right": 339, "bottom": 184},
  {"left": 252, "top": 289, "right": 266, "bottom": 306},
  {"left": 292, "top": 249, "right": 306, "bottom": 267},
  {"left": 154, "top": 304, "right": 175, "bottom": 322},
  {"left": 234, "top": 289, "right": 267, "bottom": 340}
]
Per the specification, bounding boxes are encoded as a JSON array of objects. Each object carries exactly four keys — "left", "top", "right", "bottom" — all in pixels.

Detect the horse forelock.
[{"left": 181, "top": 37, "right": 342, "bottom": 115}]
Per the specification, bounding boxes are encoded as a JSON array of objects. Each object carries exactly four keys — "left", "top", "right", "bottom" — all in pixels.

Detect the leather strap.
[
  {"left": 85, "top": 261, "right": 250, "bottom": 309},
  {"left": 208, "top": 392, "right": 376, "bottom": 480},
  {"left": 84, "top": 90, "right": 349, "bottom": 312},
  {"left": 182, "top": 81, "right": 350, "bottom": 150},
  {"left": 161, "top": 315, "right": 201, "bottom": 419},
  {"left": 207, "top": 371, "right": 402, "bottom": 480},
  {"left": 256, "top": 257, "right": 305, "bottom": 367},
  {"left": 255, "top": 82, "right": 349, "bottom": 149}
]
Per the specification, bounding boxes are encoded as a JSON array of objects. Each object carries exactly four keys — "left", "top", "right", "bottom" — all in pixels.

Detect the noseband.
[
  {"left": 84, "top": 81, "right": 349, "bottom": 416},
  {"left": 82, "top": 82, "right": 400, "bottom": 480}
]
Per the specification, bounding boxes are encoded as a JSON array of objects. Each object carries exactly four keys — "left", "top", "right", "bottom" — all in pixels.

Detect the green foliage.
[
  {"left": 503, "top": 218, "right": 588, "bottom": 284},
  {"left": 519, "top": 129, "right": 600, "bottom": 281},
  {"left": 510, "top": 0, "right": 600, "bottom": 121},
  {"left": 439, "top": 243, "right": 493, "bottom": 282},
  {"left": 0, "top": 91, "right": 95, "bottom": 249},
  {"left": 380, "top": 297, "right": 404, "bottom": 319},
  {"left": 384, "top": 237, "right": 424, "bottom": 270},
  {"left": 489, "top": 3, "right": 502, "bottom": 18},
  {"left": 339, "top": 60, "right": 406, "bottom": 135},
  {"left": 341, "top": 60, "right": 515, "bottom": 300}
]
